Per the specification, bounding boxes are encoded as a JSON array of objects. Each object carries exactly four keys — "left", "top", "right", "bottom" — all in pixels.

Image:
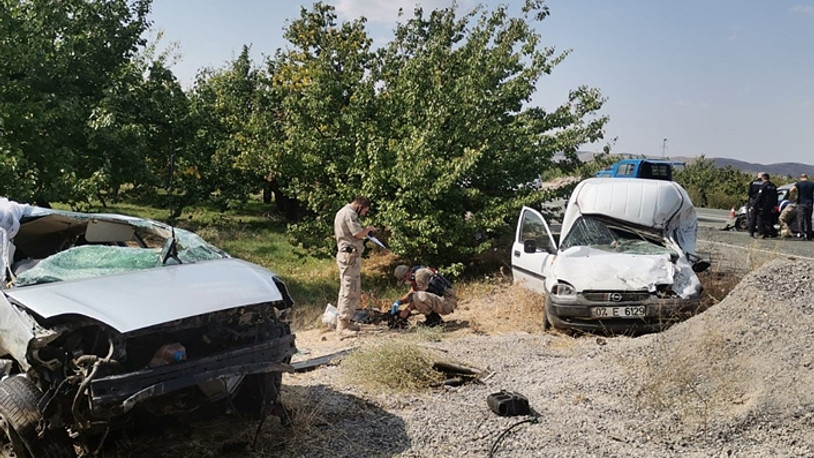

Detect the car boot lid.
[{"left": 4, "top": 258, "right": 284, "bottom": 333}]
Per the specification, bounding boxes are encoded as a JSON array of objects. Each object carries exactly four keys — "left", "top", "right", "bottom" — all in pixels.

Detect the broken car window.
[
  {"left": 559, "top": 216, "right": 675, "bottom": 256},
  {"left": 520, "top": 210, "right": 550, "bottom": 252}
]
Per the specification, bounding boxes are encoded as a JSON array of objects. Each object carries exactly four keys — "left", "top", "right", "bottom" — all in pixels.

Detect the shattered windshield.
[
  {"left": 559, "top": 216, "right": 675, "bottom": 256},
  {"left": 13, "top": 225, "right": 225, "bottom": 287}
]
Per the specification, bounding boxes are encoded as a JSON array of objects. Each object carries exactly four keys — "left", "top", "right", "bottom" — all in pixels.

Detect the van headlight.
[{"left": 551, "top": 282, "right": 576, "bottom": 297}]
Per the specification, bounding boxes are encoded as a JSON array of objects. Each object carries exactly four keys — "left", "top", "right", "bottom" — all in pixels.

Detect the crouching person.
[
  {"left": 391, "top": 264, "right": 457, "bottom": 327},
  {"left": 779, "top": 199, "right": 797, "bottom": 238}
]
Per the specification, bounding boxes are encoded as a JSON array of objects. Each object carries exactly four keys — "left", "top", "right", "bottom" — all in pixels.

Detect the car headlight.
[{"left": 550, "top": 282, "right": 576, "bottom": 297}]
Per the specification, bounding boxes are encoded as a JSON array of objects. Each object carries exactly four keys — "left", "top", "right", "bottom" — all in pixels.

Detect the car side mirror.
[
  {"left": 523, "top": 239, "right": 537, "bottom": 253},
  {"left": 691, "top": 260, "right": 711, "bottom": 273}
]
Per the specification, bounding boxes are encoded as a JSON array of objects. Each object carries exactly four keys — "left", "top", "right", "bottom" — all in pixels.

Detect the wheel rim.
[{"left": 0, "top": 414, "right": 20, "bottom": 458}]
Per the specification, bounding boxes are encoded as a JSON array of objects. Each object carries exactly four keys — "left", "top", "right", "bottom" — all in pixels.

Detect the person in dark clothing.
[
  {"left": 755, "top": 173, "right": 778, "bottom": 239},
  {"left": 792, "top": 173, "right": 814, "bottom": 240},
  {"left": 747, "top": 172, "right": 764, "bottom": 237}
]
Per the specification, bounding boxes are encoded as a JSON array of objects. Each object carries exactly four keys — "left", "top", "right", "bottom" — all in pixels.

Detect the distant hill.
[
  {"left": 707, "top": 158, "right": 814, "bottom": 179},
  {"left": 573, "top": 151, "right": 813, "bottom": 179}
]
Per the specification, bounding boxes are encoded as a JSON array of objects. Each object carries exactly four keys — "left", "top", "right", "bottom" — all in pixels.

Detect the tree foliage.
[
  {"left": 0, "top": 0, "right": 151, "bottom": 206},
  {"left": 261, "top": 1, "right": 608, "bottom": 267},
  {"left": 2, "top": 0, "right": 619, "bottom": 270},
  {"left": 184, "top": 46, "right": 268, "bottom": 212},
  {"left": 673, "top": 156, "right": 753, "bottom": 209}
]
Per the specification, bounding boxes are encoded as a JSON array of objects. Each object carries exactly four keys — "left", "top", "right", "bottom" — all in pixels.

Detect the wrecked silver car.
[
  {"left": 0, "top": 199, "right": 295, "bottom": 456},
  {"left": 512, "top": 178, "right": 705, "bottom": 333}
]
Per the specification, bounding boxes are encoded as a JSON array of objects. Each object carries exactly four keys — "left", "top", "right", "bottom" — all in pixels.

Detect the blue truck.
[{"left": 595, "top": 158, "right": 684, "bottom": 181}]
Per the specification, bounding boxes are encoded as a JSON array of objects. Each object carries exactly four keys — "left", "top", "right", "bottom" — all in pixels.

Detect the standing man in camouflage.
[{"left": 333, "top": 197, "right": 377, "bottom": 334}]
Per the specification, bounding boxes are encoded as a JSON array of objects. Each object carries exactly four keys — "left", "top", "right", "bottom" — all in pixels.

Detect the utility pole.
[{"left": 661, "top": 138, "right": 667, "bottom": 158}]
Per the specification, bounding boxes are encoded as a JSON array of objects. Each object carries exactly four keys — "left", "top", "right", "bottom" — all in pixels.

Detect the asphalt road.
[{"left": 696, "top": 207, "right": 814, "bottom": 269}]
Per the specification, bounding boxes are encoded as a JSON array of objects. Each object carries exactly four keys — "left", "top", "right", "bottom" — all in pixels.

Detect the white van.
[{"left": 511, "top": 178, "right": 705, "bottom": 333}]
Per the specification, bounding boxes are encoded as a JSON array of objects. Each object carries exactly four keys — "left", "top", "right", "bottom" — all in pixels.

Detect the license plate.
[{"left": 590, "top": 306, "right": 646, "bottom": 318}]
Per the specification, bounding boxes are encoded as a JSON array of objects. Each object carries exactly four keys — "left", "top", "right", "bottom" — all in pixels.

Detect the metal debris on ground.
[
  {"left": 429, "top": 361, "right": 485, "bottom": 387},
  {"left": 291, "top": 348, "right": 356, "bottom": 373}
]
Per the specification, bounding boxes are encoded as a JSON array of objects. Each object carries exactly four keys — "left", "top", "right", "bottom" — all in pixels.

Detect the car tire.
[
  {"left": 544, "top": 295, "right": 556, "bottom": 330},
  {"left": 735, "top": 215, "right": 748, "bottom": 231},
  {"left": 0, "top": 376, "right": 73, "bottom": 458},
  {"left": 542, "top": 296, "right": 551, "bottom": 331},
  {"left": 229, "top": 319, "right": 293, "bottom": 422},
  {"left": 230, "top": 370, "right": 285, "bottom": 420}
]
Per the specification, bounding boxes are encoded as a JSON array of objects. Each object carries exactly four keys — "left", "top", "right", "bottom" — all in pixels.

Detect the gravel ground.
[{"left": 282, "top": 257, "right": 814, "bottom": 458}]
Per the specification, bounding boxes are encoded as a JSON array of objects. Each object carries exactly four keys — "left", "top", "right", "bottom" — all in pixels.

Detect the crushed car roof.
[{"left": 561, "top": 177, "right": 698, "bottom": 256}]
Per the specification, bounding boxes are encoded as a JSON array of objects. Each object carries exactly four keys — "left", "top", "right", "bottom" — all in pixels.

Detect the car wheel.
[
  {"left": 0, "top": 376, "right": 73, "bottom": 458},
  {"left": 542, "top": 296, "right": 551, "bottom": 331},
  {"left": 735, "top": 215, "right": 748, "bottom": 231},
  {"left": 229, "top": 370, "right": 285, "bottom": 420},
  {"left": 543, "top": 295, "right": 556, "bottom": 330}
]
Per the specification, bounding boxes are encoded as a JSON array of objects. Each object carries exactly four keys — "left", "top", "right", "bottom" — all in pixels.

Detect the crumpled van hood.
[
  {"left": 5, "top": 258, "right": 283, "bottom": 333},
  {"left": 551, "top": 246, "right": 701, "bottom": 298}
]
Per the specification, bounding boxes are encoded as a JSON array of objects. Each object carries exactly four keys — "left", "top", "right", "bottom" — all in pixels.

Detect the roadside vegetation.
[{"left": 3, "top": 0, "right": 775, "bottom": 274}]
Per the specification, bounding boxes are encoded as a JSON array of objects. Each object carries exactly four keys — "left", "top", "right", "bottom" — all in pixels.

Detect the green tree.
[
  {"left": 261, "top": 1, "right": 607, "bottom": 267},
  {"left": 367, "top": 1, "right": 607, "bottom": 267},
  {"left": 87, "top": 34, "right": 190, "bottom": 206},
  {"left": 0, "top": 0, "right": 151, "bottom": 206},
  {"left": 266, "top": 3, "right": 377, "bottom": 251},
  {"left": 674, "top": 156, "right": 752, "bottom": 209},
  {"left": 185, "top": 46, "right": 267, "bottom": 213}
]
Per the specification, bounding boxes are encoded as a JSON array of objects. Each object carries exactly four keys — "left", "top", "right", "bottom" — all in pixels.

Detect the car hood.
[
  {"left": 550, "top": 246, "right": 701, "bottom": 298},
  {"left": 4, "top": 259, "right": 284, "bottom": 333}
]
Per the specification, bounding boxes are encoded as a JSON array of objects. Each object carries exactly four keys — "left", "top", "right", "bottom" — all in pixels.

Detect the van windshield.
[{"left": 560, "top": 216, "right": 675, "bottom": 256}]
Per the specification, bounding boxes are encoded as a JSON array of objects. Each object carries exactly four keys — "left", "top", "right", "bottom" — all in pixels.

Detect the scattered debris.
[
  {"left": 291, "top": 348, "right": 356, "bottom": 373},
  {"left": 430, "top": 361, "right": 484, "bottom": 387}
]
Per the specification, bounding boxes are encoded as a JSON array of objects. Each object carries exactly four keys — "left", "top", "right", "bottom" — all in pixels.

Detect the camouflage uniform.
[
  {"left": 410, "top": 268, "right": 457, "bottom": 316},
  {"left": 779, "top": 200, "right": 797, "bottom": 238},
  {"left": 334, "top": 204, "right": 365, "bottom": 323}
]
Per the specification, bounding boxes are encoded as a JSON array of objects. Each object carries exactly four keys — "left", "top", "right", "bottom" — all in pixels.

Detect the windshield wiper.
[{"left": 160, "top": 229, "right": 182, "bottom": 265}]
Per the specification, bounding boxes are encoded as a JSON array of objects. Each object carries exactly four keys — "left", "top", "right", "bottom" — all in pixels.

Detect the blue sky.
[{"left": 149, "top": 0, "right": 814, "bottom": 164}]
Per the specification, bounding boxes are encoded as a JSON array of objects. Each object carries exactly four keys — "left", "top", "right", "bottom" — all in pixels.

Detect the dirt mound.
[{"left": 620, "top": 257, "right": 814, "bottom": 445}]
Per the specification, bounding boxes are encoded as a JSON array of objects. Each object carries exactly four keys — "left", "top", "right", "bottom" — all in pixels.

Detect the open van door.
[{"left": 511, "top": 206, "right": 557, "bottom": 294}]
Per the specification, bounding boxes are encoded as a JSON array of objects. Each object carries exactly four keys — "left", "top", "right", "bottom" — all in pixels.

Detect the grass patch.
[
  {"left": 627, "top": 324, "right": 742, "bottom": 435},
  {"left": 462, "top": 282, "right": 545, "bottom": 334},
  {"left": 340, "top": 340, "right": 445, "bottom": 392}
]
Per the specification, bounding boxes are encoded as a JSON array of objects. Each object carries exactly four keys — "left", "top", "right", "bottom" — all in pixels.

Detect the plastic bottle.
[{"left": 148, "top": 343, "right": 187, "bottom": 367}]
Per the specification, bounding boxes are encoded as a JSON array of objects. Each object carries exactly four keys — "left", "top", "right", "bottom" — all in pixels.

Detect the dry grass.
[
  {"left": 340, "top": 340, "right": 445, "bottom": 391},
  {"left": 746, "top": 241, "right": 783, "bottom": 271},
  {"left": 457, "top": 281, "right": 545, "bottom": 334},
  {"left": 626, "top": 324, "right": 742, "bottom": 435}
]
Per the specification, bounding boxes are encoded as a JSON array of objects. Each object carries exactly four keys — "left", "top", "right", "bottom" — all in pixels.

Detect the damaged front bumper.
[
  {"left": 547, "top": 295, "right": 702, "bottom": 333},
  {"left": 89, "top": 334, "right": 296, "bottom": 418}
]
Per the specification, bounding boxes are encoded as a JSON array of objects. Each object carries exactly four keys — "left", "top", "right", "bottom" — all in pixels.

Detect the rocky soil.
[
  {"left": 109, "top": 256, "right": 813, "bottom": 457},
  {"left": 278, "top": 257, "right": 814, "bottom": 458}
]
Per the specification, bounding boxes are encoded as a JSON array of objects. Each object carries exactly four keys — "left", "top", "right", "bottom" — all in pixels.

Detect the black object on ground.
[{"left": 487, "top": 390, "right": 530, "bottom": 416}]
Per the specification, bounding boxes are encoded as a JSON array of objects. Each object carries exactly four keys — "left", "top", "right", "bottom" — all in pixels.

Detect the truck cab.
[{"left": 595, "top": 158, "right": 683, "bottom": 181}]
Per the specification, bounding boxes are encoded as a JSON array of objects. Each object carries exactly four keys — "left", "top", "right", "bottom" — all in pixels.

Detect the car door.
[{"left": 511, "top": 206, "right": 557, "bottom": 294}]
